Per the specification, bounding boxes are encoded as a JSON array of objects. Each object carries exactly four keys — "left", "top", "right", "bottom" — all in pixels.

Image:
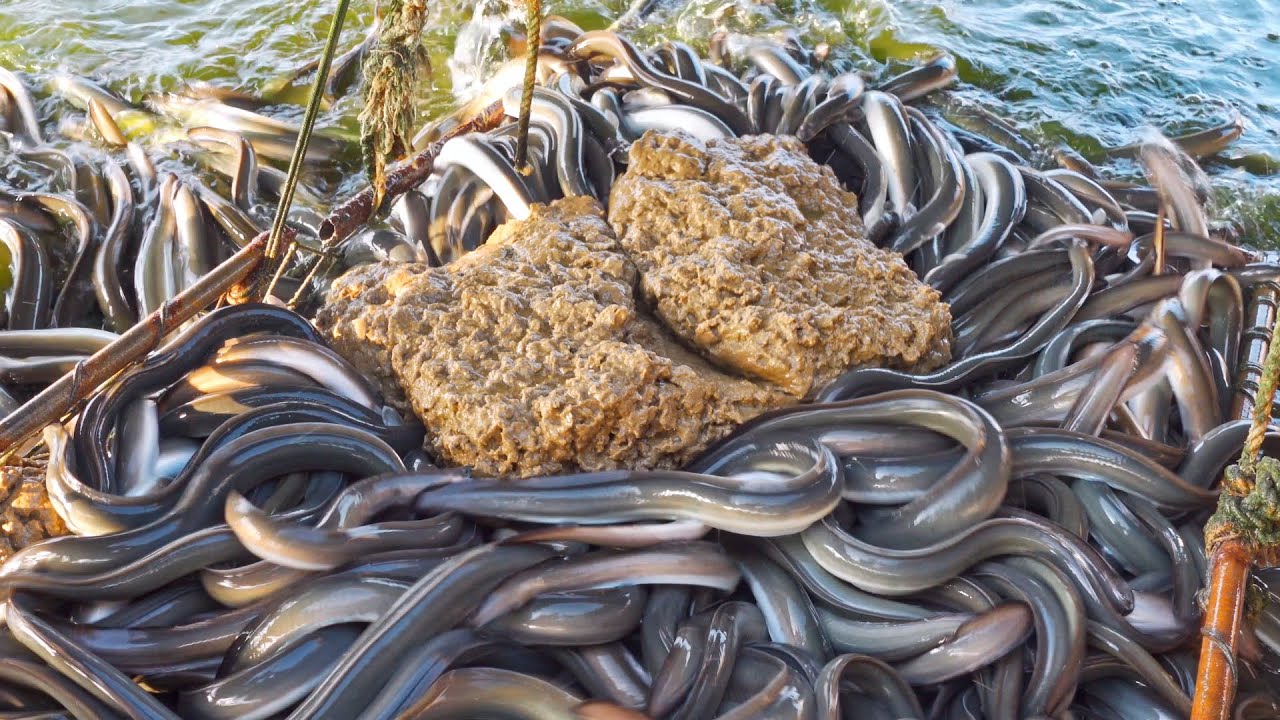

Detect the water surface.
[{"left": 2, "top": 0, "right": 1278, "bottom": 241}]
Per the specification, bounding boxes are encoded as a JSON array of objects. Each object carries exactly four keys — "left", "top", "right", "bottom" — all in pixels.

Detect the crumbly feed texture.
[
  {"left": 0, "top": 460, "right": 66, "bottom": 561},
  {"left": 315, "top": 196, "right": 790, "bottom": 478},
  {"left": 318, "top": 132, "right": 954, "bottom": 477},
  {"left": 608, "top": 131, "right": 952, "bottom": 396}
]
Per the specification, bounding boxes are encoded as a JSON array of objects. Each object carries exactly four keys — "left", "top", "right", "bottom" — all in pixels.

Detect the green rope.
[
  {"left": 359, "top": 0, "right": 429, "bottom": 213},
  {"left": 1206, "top": 281, "right": 1280, "bottom": 564},
  {"left": 513, "top": 0, "right": 542, "bottom": 173},
  {"left": 1207, "top": 459, "right": 1280, "bottom": 561},
  {"left": 260, "top": 0, "right": 353, "bottom": 299}
]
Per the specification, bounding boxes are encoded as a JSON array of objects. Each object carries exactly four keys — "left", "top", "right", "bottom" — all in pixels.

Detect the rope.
[
  {"left": 259, "top": 0, "right": 353, "bottom": 301},
  {"left": 1205, "top": 277, "right": 1280, "bottom": 566},
  {"left": 1212, "top": 460, "right": 1280, "bottom": 568},
  {"left": 358, "top": 0, "right": 429, "bottom": 212},
  {"left": 282, "top": 100, "right": 508, "bottom": 310},
  {"left": 513, "top": 0, "right": 542, "bottom": 173}
]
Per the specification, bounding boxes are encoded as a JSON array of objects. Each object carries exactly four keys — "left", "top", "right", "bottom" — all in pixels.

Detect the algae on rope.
[
  {"left": 360, "top": 0, "right": 431, "bottom": 212},
  {"left": 1206, "top": 458, "right": 1280, "bottom": 569}
]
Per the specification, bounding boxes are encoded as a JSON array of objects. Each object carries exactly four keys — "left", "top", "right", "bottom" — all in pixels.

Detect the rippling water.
[{"left": 1, "top": 0, "right": 1278, "bottom": 242}]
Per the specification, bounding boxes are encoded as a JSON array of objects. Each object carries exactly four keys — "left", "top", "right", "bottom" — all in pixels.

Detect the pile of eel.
[{"left": 1, "top": 17, "right": 1279, "bottom": 720}]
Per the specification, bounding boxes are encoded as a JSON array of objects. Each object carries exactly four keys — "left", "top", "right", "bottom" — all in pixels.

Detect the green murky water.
[{"left": 1, "top": 0, "right": 1278, "bottom": 242}]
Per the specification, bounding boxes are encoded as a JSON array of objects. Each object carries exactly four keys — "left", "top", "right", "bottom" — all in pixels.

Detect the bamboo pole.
[
  {"left": 1192, "top": 270, "right": 1280, "bottom": 719},
  {"left": 1193, "top": 539, "right": 1251, "bottom": 720}
]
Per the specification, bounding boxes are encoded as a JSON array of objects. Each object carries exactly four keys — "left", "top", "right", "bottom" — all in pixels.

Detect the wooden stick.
[
  {"left": 1192, "top": 539, "right": 1250, "bottom": 720},
  {"left": 0, "top": 233, "right": 269, "bottom": 456},
  {"left": 317, "top": 99, "right": 505, "bottom": 246},
  {"left": 0, "top": 100, "right": 509, "bottom": 458}
]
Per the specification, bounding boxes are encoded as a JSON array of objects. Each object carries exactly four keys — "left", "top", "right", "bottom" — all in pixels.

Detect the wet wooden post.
[{"left": 1193, "top": 539, "right": 1251, "bottom": 720}]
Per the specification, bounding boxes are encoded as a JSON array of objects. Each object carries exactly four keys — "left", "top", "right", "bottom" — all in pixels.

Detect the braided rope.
[
  {"left": 1206, "top": 278, "right": 1280, "bottom": 568},
  {"left": 513, "top": 0, "right": 542, "bottom": 173}
]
